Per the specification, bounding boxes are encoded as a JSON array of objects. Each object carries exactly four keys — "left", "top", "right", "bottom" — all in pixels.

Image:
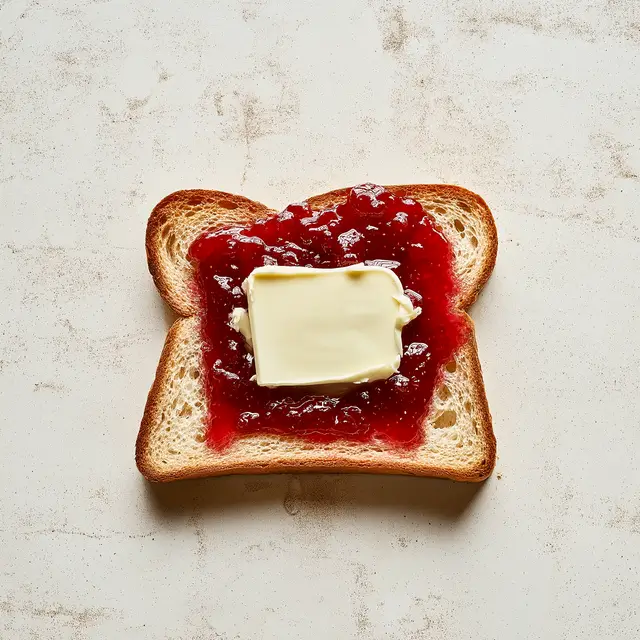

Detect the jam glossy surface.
[{"left": 189, "top": 184, "right": 468, "bottom": 449}]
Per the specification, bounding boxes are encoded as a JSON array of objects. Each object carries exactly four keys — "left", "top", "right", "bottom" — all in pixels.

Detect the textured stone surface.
[{"left": 1, "top": 0, "right": 639, "bottom": 637}]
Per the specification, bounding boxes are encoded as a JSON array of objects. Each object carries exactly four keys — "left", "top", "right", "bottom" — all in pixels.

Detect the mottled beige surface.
[{"left": 1, "top": 0, "right": 639, "bottom": 638}]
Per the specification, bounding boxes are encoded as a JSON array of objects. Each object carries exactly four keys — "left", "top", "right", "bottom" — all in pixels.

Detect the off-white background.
[{"left": 1, "top": 0, "right": 639, "bottom": 638}]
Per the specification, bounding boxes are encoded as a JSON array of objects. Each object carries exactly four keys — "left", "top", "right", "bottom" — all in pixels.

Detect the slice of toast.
[{"left": 136, "top": 185, "right": 497, "bottom": 482}]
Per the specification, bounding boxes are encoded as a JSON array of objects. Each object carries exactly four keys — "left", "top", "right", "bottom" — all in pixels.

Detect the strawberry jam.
[{"left": 188, "top": 184, "right": 468, "bottom": 449}]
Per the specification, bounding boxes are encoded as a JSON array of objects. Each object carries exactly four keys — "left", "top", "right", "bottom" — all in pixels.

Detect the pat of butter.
[{"left": 230, "top": 264, "right": 420, "bottom": 388}]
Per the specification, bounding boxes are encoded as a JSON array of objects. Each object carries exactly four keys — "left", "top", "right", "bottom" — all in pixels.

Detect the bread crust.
[{"left": 137, "top": 185, "right": 498, "bottom": 482}]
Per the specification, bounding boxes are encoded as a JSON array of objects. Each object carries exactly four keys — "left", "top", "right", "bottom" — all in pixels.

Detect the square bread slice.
[{"left": 136, "top": 185, "right": 497, "bottom": 482}]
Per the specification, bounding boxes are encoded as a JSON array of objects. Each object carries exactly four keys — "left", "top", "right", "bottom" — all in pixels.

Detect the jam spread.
[{"left": 188, "top": 184, "right": 468, "bottom": 448}]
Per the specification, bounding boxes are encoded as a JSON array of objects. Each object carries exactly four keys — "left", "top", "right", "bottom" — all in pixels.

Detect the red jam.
[{"left": 188, "top": 184, "right": 468, "bottom": 449}]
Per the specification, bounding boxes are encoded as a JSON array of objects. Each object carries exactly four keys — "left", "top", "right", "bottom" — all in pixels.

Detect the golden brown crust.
[
  {"left": 135, "top": 318, "right": 187, "bottom": 479},
  {"left": 138, "top": 184, "right": 498, "bottom": 482}
]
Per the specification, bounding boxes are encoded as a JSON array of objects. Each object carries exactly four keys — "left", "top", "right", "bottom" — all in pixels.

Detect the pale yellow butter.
[{"left": 230, "top": 264, "right": 420, "bottom": 388}]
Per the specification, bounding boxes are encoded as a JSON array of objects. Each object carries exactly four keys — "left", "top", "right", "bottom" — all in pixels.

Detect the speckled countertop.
[{"left": 1, "top": 1, "right": 639, "bottom": 638}]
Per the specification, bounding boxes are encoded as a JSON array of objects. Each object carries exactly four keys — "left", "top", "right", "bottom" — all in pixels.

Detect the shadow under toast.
[{"left": 145, "top": 473, "right": 487, "bottom": 524}]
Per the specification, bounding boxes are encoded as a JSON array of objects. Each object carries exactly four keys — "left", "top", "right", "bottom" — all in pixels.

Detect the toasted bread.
[{"left": 136, "top": 185, "right": 497, "bottom": 482}]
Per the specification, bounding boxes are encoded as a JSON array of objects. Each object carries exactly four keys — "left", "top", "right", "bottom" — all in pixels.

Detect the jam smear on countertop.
[{"left": 188, "top": 184, "right": 468, "bottom": 449}]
